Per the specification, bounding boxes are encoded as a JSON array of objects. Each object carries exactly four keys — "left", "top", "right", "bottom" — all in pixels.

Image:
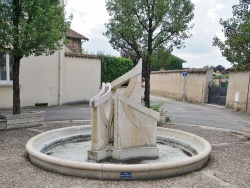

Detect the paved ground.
[
  {"left": 151, "top": 96, "right": 250, "bottom": 132},
  {"left": 13, "top": 95, "right": 250, "bottom": 132},
  {"left": 0, "top": 96, "right": 250, "bottom": 187}
]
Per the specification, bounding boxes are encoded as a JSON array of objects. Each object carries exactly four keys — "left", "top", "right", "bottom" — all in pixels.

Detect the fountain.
[{"left": 26, "top": 59, "right": 212, "bottom": 180}]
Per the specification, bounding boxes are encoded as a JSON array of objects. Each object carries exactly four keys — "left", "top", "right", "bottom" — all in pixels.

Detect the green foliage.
[
  {"left": 99, "top": 55, "right": 134, "bottom": 83},
  {"left": 151, "top": 46, "right": 171, "bottom": 71},
  {"left": 0, "top": 0, "right": 71, "bottom": 114},
  {"left": 168, "top": 56, "right": 183, "bottom": 70},
  {"left": 210, "top": 80, "right": 218, "bottom": 87},
  {"left": 165, "top": 116, "right": 171, "bottom": 122},
  {"left": 149, "top": 102, "right": 164, "bottom": 112},
  {"left": 213, "top": 74, "right": 229, "bottom": 79},
  {"left": 151, "top": 46, "right": 183, "bottom": 71},
  {"left": 104, "top": 0, "right": 194, "bottom": 56},
  {"left": 203, "top": 65, "right": 215, "bottom": 69},
  {"left": 213, "top": 0, "right": 250, "bottom": 70},
  {"left": 104, "top": 0, "right": 195, "bottom": 107},
  {"left": 0, "top": 0, "right": 71, "bottom": 57},
  {"left": 225, "top": 80, "right": 229, "bottom": 87}
]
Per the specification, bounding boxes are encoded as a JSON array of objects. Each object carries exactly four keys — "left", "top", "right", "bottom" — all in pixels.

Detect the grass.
[{"left": 149, "top": 102, "right": 164, "bottom": 112}]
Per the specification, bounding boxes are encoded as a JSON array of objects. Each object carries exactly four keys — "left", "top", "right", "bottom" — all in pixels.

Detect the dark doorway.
[{"left": 208, "top": 79, "right": 227, "bottom": 106}]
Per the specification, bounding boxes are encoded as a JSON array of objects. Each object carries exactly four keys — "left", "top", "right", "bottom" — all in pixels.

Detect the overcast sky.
[{"left": 65, "top": 0, "right": 237, "bottom": 68}]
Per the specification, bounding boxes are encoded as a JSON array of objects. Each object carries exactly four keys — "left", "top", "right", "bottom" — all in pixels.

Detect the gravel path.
[{"left": 0, "top": 121, "right": 249, "bottom": 188}]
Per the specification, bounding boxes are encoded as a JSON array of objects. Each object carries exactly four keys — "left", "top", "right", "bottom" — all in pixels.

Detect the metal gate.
[{"left": 208, "top": 86, "right": 227, "bottom": 106}]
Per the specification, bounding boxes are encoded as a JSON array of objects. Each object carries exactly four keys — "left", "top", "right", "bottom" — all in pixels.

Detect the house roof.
[
  {"left": 171, "top": 54, "right": 187, "bottom": 63},
  {"left": 65, "top": 52, "right": 100, "bottom": 59},
  {"left": 66, "top": 29, "right": 89, "bottom": 41}
]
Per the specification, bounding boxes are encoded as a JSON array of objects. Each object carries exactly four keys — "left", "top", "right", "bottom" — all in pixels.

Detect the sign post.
[{"left": 182, "top": 72, "right": 188, "bottom": 101}]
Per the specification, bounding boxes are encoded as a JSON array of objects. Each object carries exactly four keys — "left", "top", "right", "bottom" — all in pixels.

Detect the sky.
[{"left": 65, "top": 0, "right": 237, "bottom": 68}]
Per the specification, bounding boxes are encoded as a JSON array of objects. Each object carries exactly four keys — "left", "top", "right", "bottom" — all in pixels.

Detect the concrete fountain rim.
[{"left": 26, "top": 125, "right": 212, "bottom": 180}]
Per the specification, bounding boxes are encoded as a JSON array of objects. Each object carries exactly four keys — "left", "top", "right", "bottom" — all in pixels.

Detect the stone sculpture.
[{"left": 88, "top": 59, "right": 160, "bottom": 162}]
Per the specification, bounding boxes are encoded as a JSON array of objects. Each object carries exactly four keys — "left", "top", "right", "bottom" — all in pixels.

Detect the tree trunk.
[
  {"left": 144, "top": 61, "right": 150, "bottom": 107},
  {"left": 13, "top": 57, "right": 21, "bottom": 114},
  {"left": 12, "top": 0, "right": 21, "bottom": 114},
  {"left": 144, "top": 16, "right": 153, "bottom": 108}
]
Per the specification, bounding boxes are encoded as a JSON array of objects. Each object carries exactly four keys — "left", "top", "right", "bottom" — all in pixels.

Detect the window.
[{"left": 0, "top": 53, "right": 13, "bottom": 82}]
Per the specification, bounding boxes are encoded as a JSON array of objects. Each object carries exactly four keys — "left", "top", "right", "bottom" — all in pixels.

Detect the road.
[
  {"left": 151, "top": 96, "right": 249, "bottom": 132},
  {"left": 16, "top": 96, "right": 250, "bottom": 132}
]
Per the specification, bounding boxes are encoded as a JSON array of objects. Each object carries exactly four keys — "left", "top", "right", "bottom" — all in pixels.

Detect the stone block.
[
  {"left": 87, "top": 149, "right": 108, "bottom": 162},
  {"left": 0, "top": 119, "right": 7, "bottom": 131},
  {"left": 110, "top": 147, "right": 159, "bottom": 161},
  {"left": 2, "top": 111, "right": 44, "bottom": 130}
]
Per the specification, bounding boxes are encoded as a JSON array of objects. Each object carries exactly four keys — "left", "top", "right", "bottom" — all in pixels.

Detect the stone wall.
[
  {"left": 226, "top": 71, "right": 250, "bottom": 113},
  {"left": 150, "top": 69, "right": 213, "bottom": 103}
]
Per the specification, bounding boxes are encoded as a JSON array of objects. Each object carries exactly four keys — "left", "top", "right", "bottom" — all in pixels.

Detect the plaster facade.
[
  {"left": 226, "top": 71, "right": 250, "bottom": 113},
  {"left": 0, "top": 46, "right": 101, "bottom": 108},
  {"left": 150, "top": 69, "right": 213, "bottom": 103}
]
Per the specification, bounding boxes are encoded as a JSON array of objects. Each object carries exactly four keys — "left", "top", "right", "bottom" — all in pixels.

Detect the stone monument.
[{"left": 88, "top": 59, "right": 160, "bottom": 162}]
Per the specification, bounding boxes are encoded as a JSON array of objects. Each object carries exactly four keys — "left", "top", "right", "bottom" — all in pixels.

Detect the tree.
[
  {"left": 104, "top": 0, "right": 194, "bottom": 107},
  {"left": 0, "top": 0, "right": 71, "bottom": 114},
  {"left": 150, "top": 46, "right": 183, "bottom": 71},
  {"left": 150, "top": 46, "right": 172, "bottom": 71},
  {"left": 203, "top": 65, "right": 215, "bottom": 69},
  {"left": 214, "top": 65, "right": 225, "bottom": 73},
  {"left": 167, "top": 55, "right": 183, "bottom": 70},
  {"left": 213, "top": 0, "right": 250, "bottom": 70}
]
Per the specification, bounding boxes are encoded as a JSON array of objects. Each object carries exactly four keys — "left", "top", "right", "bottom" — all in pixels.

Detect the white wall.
[
  {"left": 20, "top": 51, "right": 60, "bottom": 107},
  {"left": 0, "top": 46, "right": 101, "bottom": 108},
  {"left": 0, "top": 85, "right": 12, "bottom": 108},
  {"left": 62, "top": 56, "right": 101, "bottom": 104}
]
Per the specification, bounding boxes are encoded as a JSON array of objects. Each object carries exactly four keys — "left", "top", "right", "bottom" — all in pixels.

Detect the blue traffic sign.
[{"left": 182, "top": 72, "right": 188, "bottom": 77}]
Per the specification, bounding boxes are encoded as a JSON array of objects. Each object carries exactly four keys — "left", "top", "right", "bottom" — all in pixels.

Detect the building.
[
  {"left": 65, "top": 29, "right": 89, "bottom": 53},
  {"left": 0, "top": 29, "right": 101, "bottom": 108}
]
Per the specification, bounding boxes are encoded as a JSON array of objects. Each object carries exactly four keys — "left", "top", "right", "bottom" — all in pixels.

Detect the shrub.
[
  {"left": 149, "top": 102, "right": 163, "bottom": 112},
  {"left": 99, "top": 55, "right": 134, "bottom": 83}
]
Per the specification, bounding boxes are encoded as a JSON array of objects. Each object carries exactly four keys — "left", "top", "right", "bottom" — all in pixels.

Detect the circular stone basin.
[
  {"left": 26, "top": 125, "right": 211, "bottom": 180},
  {"left": 42, "top": 136, "right": 197, "bottom": 164}
]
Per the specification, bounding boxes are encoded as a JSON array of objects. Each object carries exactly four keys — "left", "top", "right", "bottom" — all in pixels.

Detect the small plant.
[
  {"left": 223, "top": 176, "right": 228, "bottom": 182},
  {"left": 225, "top": 80, "right": 229, "bottom": 87},
  {"left": 211, "top": 80, "right": 218, "bottom": 87},
  {"left": 149, "top": 102, "right": 164, "bottom": 112},
  {"left": 165, "top": 116, "right": 171, "bottom": 122}
]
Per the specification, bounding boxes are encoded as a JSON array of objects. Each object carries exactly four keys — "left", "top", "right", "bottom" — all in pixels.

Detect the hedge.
[{"left": 100, "top": 55, "right": 134, "bottom": 83}]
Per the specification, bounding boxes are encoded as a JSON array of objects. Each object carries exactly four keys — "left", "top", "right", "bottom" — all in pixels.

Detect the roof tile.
[
  {"left": 66, "top": 29, "right": 89, "bottom": 40},
  {"left": 65, "top": 52, "right": 100, "bottom": 59}
]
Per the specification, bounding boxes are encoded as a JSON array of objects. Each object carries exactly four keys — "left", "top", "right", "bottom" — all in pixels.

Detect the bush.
[{"left": 99, "top": 55, "right": 134, "bottom": 83}]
